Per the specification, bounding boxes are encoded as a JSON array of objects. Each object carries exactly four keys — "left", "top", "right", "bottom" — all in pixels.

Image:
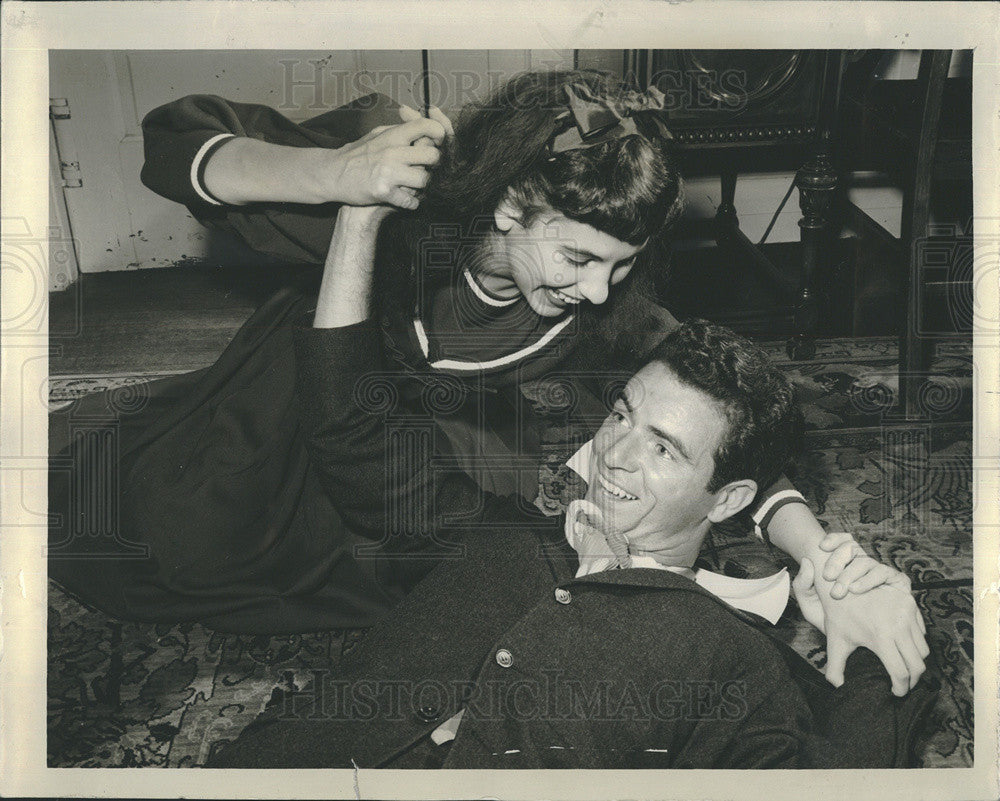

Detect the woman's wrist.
[
  {"left": 307, "top": 146, "right": 353, "bottom": 204},
  {"left": 766, "top": 501, "right": 827, "bottom": 565},
  {"left": 202, "top": 137, "right": 344, "bottom": 205}
]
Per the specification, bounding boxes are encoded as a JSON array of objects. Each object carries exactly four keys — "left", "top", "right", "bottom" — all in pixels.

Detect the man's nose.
[
  {"left": 602, "top": 429, "right": 637, "bottom": 471},
  {"left": 577, "top": 267, "right": 612, "bottom": 306}
]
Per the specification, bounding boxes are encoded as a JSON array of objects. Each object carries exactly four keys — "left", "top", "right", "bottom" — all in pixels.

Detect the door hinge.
[{"left": 50, "top": 98, "right": 82, "bottom": 188}]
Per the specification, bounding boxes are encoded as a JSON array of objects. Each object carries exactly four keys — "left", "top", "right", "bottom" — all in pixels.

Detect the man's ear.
[
  {"left": 706, "top": 479, "right": 758, "bottom": 524},
  {"left": 493, "top": 192, "right": 524, "bottom": 233}
]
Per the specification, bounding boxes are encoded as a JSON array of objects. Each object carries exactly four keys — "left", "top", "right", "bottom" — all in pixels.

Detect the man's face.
[
  {"left": 496, "top": 210, "right": 643, "bottom": 318},
  {"left": 584, "top": 362, "right": 730, "bottom": 557}
]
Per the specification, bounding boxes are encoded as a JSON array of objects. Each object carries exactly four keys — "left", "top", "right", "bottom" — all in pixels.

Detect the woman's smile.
[{"left": 547, "top": 287, "right": 583, "bottom": 307}]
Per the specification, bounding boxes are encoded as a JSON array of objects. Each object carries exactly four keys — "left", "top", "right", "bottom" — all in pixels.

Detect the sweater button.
[
  {"left": 554, "top": 588, "right": 572, "bottom": 604},
  {"left": 414, "top": 704, "right": 440, "bottom": 723},
  {"left": 495, "top": 648, "right": 514, "bottom": 668}
]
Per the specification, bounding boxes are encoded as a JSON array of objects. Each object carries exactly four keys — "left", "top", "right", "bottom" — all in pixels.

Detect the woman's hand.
[
  {"left": 793, "top": 558, "right": 929, "bottom": 696},
  {"left": 323, "top": 105, "right": 452, "bottom": 210},
  {"left": 201, "top": 105, "right": 451, "bottom": 207}
]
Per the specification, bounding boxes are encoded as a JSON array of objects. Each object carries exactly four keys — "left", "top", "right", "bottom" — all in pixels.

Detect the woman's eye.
[{"left": 565, "top": 256, "right": 590, "bottom": 268}]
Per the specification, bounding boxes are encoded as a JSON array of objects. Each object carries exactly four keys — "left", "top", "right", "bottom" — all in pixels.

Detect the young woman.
[{"left": 49, "top": 70, "right": 926, "bottom": 695}]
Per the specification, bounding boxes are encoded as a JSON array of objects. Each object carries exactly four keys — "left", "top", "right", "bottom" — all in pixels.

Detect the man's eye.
[
  {"left": 654, "top": 442, "right": 672, "bottom": 458},
  {"left": 610, "top": 409, "right": 628, "bottom": 426}
]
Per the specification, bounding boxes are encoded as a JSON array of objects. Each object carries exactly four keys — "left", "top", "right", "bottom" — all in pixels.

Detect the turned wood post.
[{"left": 787, "top": 51, "right": 843, "bottom": 361}]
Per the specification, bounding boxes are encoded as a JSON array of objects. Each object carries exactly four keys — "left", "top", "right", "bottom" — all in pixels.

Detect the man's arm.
[{"left": 293, "top": 203, "right": 509, "bottom": 550}]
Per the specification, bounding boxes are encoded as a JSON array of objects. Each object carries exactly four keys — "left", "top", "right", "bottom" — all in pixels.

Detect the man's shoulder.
[{"left": 567, "top": 568, "right": 789, "bottom": 667}]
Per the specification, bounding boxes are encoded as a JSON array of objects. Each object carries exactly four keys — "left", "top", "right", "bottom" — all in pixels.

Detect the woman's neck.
[{"left": 468, "top": 230, "right": 521, "bottom": 300}]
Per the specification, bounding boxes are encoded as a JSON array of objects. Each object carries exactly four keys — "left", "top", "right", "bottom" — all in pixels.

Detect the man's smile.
[{"left": 597, "top": 472, "right": 638, "bottom": 501}]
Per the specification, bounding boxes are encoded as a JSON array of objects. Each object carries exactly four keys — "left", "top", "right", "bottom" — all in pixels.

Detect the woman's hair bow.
[{"left": 550, "top": 83, "right": 672, "bottom": 156}]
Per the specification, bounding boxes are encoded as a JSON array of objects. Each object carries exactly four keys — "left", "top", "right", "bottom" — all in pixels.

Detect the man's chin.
[{"left": 583, "top": 489, "right": 640, "bottom": 532}]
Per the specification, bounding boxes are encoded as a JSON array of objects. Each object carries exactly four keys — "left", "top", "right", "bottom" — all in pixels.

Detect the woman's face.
[{"left": 490, "top": 207, "right": 645, "bottom": 318}]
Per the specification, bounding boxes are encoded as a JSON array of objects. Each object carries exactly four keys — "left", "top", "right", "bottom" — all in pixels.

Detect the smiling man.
[
  {"left": 566, "top": 323, "right": 797, "bottom": 580},
  {"left": 208, "top": 316, "right": 935, "bottom": 770}
]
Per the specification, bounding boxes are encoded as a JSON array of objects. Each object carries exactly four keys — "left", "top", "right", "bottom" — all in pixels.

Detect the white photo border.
[{"left": 2, "top": 1, "right": 997, "bottom": 799}]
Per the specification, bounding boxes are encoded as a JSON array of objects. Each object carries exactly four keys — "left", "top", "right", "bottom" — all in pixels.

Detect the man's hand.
[
  {"left": 324, "top": 106, "right": 451, "bottom": 210},
  {"left": 793, "top": 558, "right": 930, "bottom": 696},
  {"left": 818, "top": 530, "right": 914, "bottom": 599}
]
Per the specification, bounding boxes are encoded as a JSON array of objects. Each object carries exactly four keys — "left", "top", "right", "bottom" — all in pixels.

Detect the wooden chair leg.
[
  {"left": 787, "top": 52, "right": 842, "bottom": 361},
  {"left": 900, "top": 50, "right": 951, "bottom": 419},
  {"left": 787, "top": 147, "right": 837, "bottom": 361},
  {"left": 716, "top": 169, "right": 738, "bottom": 233}
]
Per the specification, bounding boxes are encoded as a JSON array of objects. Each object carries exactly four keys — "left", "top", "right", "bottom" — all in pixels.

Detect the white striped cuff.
[
  {"left": 190, "top": 133, "right": 236, "bottom": 206},
  {"left": 751, "top": 489, "right": 808, "bottom": 541}
]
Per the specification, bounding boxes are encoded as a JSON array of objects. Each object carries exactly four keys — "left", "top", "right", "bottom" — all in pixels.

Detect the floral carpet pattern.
[{"left": 47, "top": 338, "right": 974, "bottom": 768}]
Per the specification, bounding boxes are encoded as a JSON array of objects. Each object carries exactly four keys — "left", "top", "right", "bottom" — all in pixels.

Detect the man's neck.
[{"left": 624, "top": 525, "right": 708, "bottom": 571}]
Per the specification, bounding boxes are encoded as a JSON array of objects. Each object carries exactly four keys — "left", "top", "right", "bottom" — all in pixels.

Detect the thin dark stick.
[{"left": 421, "top": 50, "right": 431, "bottom": 117}]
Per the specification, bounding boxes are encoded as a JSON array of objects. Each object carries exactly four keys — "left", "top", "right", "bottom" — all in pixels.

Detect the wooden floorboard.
[{"left": 48, "top": 264, "right": 309, "bottom": 375}]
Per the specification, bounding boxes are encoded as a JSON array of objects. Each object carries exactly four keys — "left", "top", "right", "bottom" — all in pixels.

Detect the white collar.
[{"left": 563, "top": 441, "right": 789, "bottom": 625}]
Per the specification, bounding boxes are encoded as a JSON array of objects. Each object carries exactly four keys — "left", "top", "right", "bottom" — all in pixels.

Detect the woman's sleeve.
[
  {"left": 140, "top": 93, "right": 402, "bottom": 263},
  {"left": 750, "top": 476, "right": 809, "bottom": 543},
  {"left": 291, "top": 319, "right": 510, "bottom": 553}
]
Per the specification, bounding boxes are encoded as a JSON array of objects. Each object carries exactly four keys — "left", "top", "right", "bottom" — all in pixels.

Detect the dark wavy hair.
[
  {"left": 646, "top": 320, "right": 802, "bottom": 493},
  {"left": 377, "top": 69, "right": 684, "bottom": 323},
  {"left": 424, "top": 69, "right": 684, "bottom": 244}
]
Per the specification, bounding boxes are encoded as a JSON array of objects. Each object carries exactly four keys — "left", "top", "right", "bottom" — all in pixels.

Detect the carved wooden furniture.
[
  {"left": 837, "top": 50, "right": 972, "bottom": 418},
  {"left": 630, "top": 49, "right": 843, "bottom": 359}
]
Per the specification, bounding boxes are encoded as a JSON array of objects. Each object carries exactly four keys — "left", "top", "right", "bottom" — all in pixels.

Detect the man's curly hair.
[{"left": 646, "top": 320, "right": 802, "bottom": 493}]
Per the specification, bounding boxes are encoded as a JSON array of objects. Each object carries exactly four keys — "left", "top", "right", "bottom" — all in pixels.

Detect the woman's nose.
[{"left": 577, "top": 267, "right": 612, "bottom": 306}]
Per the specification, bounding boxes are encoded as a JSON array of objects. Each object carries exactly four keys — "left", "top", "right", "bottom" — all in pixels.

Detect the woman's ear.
[
  {"left": 706, "top": 479, "right": 758, "bottom": 524},
  {"left": 493, "top": 192, "right": 524, "bottom": 233}
]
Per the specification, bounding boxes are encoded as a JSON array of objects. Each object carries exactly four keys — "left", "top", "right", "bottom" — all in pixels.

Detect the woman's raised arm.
[
  {"left": 140, "top": 94, "right": 448, "bottom": 263},
  {"left": 203, "top": 110, "right": 448, "bottom": 208}
]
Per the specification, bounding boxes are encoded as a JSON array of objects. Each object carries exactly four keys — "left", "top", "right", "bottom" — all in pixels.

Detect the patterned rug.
[{"left": 47, "top": 338, "right": 973, "bottom": 768}]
